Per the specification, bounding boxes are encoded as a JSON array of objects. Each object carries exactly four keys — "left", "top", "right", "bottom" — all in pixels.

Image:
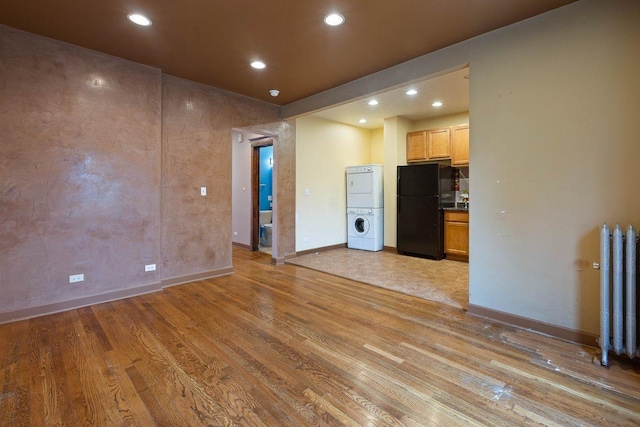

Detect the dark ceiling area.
[{"left": 0, "top": 0, "right": 577, "bottom": 105}]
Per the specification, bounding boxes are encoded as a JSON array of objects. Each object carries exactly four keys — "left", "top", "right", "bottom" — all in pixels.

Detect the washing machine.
[
  {"left": 346, "top": 165, "right": 383, "bottom": 208},
  {"left": 347, "top": 207, "right": 384, "bottom": 251}
]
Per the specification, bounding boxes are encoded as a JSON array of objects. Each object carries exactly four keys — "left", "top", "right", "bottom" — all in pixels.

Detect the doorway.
[{"left": 251, "top": 138, "right": 274, "bottom": 253}]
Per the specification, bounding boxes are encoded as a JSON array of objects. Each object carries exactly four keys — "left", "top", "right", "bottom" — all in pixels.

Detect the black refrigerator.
[{"left": 397, "top": 164, "right": 453, "bottom": 259}]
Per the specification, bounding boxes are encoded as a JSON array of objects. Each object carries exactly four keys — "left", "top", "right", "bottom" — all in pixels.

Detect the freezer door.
[
  {"left": 396, "top": 196, "right": 444, "bottom": 259},
  {"left": 397, "top": 164, "right": 439, "bottom": 197}
]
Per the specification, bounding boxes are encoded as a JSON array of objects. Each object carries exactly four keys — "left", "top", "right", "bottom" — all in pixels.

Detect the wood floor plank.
[{"left": 1, "top": 247, "right": 640, "bottom": 426}]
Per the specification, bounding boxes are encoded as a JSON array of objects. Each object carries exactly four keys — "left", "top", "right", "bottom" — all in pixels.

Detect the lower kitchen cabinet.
[{"left": 444, "top": 211, "right": 469, "bottom": 261}]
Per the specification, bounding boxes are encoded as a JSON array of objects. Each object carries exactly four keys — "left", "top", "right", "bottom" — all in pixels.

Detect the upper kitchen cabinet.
[
  {"left": 406, "top": 130, "right": 427, "bottom": 162},
  {"left": 427, "top": 127, "right": 451, "bottom": 159},
  {"left": 450, "top": 124, "right": 469, "bottom": 166}
]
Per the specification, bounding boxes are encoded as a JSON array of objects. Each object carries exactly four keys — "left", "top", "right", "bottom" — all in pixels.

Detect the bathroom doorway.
[{"left": 251, "top": 138, "right": 274, "bottom": 253}]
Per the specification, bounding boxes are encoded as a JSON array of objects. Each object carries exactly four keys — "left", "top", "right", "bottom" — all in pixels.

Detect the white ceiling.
[{"left": 311, "top": 67, "right": 470, "bottom": 130}]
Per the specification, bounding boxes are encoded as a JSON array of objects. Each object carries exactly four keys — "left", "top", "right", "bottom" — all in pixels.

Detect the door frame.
[{"left": 251, "top": 138, "right": 274, "bottom": 251}]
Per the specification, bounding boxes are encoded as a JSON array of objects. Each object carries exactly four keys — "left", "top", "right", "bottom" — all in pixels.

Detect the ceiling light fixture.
[
  {"left": 324, "top": 13, "right": 345, "bottom": 26},
  {"left": 127, "top": 13, "right": 152, "bottom": 26},
  {"left": 269, "top": 89, "right": 279, "bottom": 97},
  {"left": 359, "top": 119, "right": 367, "bottom": 124},
  {"left": 368, "top": 100, "right": 379, "bottom": 106},
  {"left": 432, "top": 101, "right": 443, "bottom": 107},
  {"left": 250, "top": 61, "right": 266, "bottom": 69},
  {"left": 406, "top": 89, "right": 418, "bottom": 96}
]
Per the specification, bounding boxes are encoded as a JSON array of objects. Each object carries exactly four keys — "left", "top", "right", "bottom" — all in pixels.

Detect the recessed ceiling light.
[
  {"left": 250, "top": 61, "right": 266, "bottom": 69},
  {"left": 324, "top": 13, "right": 345, "bottom": 26},
  {"left": 368, "top": 100, "right": 379, "bottom": 106},
  {"left": 359, "top": 119, "right": 367, "bottom": 124},
  {"left": 432, "top": 101, "right": 443, "bottom": 107},
  {"left": 406, "top": 89, "right": 418, "bottom": 96},
  {"left": 127, "top": 13, "right": 152, "bottom": 26}
]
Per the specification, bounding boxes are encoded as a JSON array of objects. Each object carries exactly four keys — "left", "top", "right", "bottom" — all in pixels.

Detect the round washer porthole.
[{"left": 354, "top": 216, "right": 370, "bottom": 235}]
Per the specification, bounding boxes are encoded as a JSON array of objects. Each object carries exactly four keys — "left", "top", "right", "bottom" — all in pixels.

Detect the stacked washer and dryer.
[{"left": 346, "top": 165, "right": 384, "bottom": 251}]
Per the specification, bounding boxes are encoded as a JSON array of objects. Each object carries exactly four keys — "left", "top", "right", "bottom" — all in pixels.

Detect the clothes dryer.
[{"left": 346, "top": 165, "right": 383, "bottom": 208}]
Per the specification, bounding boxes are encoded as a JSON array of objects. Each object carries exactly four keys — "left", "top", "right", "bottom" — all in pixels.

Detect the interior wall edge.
[
  {"left": 161, "top": 267, "right": 234, "bottom": 288},
  {"left": 467, "top": 304, "right": 598, "bottom": 347},
  {"left": 0, "top": 282, "right": 162, "bottom": 326}
]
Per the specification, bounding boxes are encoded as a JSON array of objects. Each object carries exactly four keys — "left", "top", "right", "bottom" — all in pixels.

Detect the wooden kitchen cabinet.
[
  {"left": 444, "top": 211, "right": 469, "bottom": 261},
  {"left": 427, "top": 127, "right": 451, "bottom": 159},
  {"left": 451, "top": 124, "right": 469, "bottom": 166},
  {"left": 406, "top": 130, "right": 427, "bottom": 162}
]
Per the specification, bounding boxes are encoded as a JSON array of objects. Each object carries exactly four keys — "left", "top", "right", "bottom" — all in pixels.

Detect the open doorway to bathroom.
[{"left": 251, "top": 138, "right": 274, "bottom": 253}]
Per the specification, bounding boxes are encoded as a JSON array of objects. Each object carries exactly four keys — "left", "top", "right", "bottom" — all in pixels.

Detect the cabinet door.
[
  {"left": 444, "top": 221, "right": 469, "bottom": 255},
  {"left": 451, "top": 124, "right": 469, "bottom": 166},
  {"left": 406, "top": 131, "right": 427, "bottom": 162},
  {"left": 427, "top": 128, "right": 451, "bottom": 159}
]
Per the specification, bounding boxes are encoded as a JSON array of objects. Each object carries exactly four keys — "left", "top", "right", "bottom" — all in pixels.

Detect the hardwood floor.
[{"left": 2, "top": 248, "right": 639, "bottom": 426}]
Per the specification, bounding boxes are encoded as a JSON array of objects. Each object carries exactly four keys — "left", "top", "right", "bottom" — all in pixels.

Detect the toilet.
[{"left": 259, "top": 210, "right": 272, "bottom": 247}]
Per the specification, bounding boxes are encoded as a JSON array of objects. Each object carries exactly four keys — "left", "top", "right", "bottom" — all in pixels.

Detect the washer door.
[{"left": 352, "top": 215, "right": 370, "bottom": 236}]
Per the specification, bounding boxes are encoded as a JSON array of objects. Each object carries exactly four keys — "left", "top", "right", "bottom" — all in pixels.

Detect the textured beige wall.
[
  {"left": 161, "top": 76, "right": 279, "bottom": 279},
  {"left": 0, "top": 26, "right": 162, "bottom": 313},
  {"left": 469, "top": 0, "right": 640, "bottom": 334},
  {"left": 295, "top": 116, "right": 372, "bottom": 252},
  {"left": 0, "top": 25, "right": 282, "bottom": 318}
]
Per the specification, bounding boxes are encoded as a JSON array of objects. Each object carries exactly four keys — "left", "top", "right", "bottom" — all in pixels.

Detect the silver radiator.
[{"left": 599, "top": 224, "right": 639, "bottom": 365}]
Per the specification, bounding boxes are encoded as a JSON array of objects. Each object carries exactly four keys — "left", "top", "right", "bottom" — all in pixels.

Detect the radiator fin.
[{"left": 599, "top": 223, "right": 639, "bottom": 365}]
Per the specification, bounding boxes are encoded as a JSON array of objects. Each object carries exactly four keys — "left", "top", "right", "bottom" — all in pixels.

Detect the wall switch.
[
  {"left": 200, "top": 187, "right": 207, "bottom": 196},
  {"left": 304, "top": 237, "right": 310, "bottom": 242},
  {"left": 304, "top": 189, "right": 311, "bottom": 196},
  {"left": 69, "top": 274, "right": 84, "bottom": 283},
  {"left": 233, "top": 231, "right": 238, "bottom": 236},
  {"left": 145, "top": 264, "right": 156, "bottom": 272}
]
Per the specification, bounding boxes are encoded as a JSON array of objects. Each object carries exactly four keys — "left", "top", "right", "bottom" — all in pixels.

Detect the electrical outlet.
[
  {"left": 69, "top": 274, "right": 84, "bottom": 283},
  {"left": 304, "top": 237, "right": 310, "bottom": 242},
  {"left": 145, "top": 264, "right": 156, "bottom": 272},
  {"left": 233, "top": 231, "right": 238, "bottom": 236},
  {"left": 200, "top": 187, "right": 207, "bottom": 196}
]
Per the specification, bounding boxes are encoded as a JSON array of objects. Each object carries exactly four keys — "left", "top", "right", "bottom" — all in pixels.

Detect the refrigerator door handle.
[{"left": 397, "top": 197, "right": 400, "bottom": 213}]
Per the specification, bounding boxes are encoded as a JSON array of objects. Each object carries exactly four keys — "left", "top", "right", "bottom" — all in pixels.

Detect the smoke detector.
[{"left": 269, "top": 89, "right": 279, "bottom": 97}]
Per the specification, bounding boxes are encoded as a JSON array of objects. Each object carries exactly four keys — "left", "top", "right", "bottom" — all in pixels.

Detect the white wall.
[
  {"left": 469, "top": 0, "right": 640, "bottom": 334},
  {"left": 295, "top": 116, "right": 372, "bottom": 251}
]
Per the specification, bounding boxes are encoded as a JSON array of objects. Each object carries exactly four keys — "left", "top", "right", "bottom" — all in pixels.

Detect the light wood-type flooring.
[{"left": 1, "top": 248, "right": 639, "bottom": 426}]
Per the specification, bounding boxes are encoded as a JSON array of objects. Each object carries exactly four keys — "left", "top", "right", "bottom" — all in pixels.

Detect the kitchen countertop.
[{"left": 441, "top": 205, "right": 469, "bottom": 212}]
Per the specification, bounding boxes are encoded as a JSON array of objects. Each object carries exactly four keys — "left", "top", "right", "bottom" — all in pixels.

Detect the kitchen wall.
[
  {"left": 371, "top": 128, "right": 384, "bottom": 164},
  {"left": 382, "top": 117, "right": 412, "bottom": 248},
  {"left": 295, "top": 116, "right": 371, "bottom": 252},
  {"left": 412, "top": 112, "right": 469, "bottom": 132},
  {"left": 0, "top": 25, "right": 282, "bottom": 321}
]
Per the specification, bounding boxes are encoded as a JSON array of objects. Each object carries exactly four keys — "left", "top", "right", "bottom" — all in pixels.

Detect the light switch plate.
[{"left": 200, "top": 187, "right": 207, "bottom": 196}]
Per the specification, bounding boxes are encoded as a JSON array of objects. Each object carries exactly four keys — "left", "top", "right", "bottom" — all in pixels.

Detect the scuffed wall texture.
[
  {"left": 0, "top": 26, "right": 162, "bottom": 312},
  {"left": 0, "top": 25, "right": 285, "bottom": 317},
  {"left": 161, "top": 76, "right": 279, "bottom": 280},
  {"left": 469, "top": 0, "right": 640, "bottom": 334}
]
